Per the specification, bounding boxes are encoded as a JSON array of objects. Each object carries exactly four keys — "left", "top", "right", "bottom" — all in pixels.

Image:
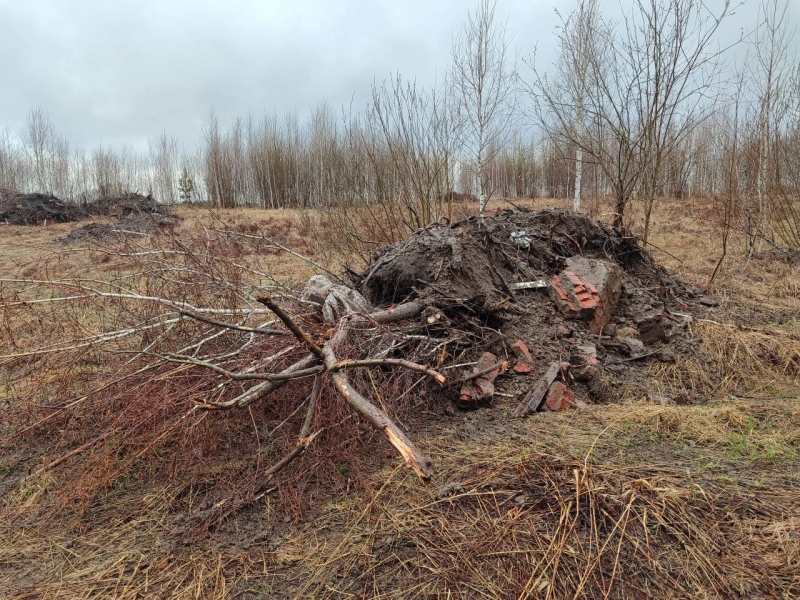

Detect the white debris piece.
[
  {"left": 302, "top": 275, "right": 371, "bottom": 323},
  {"left": 512, "top": 280, "right": 548, "bottom": 290},
  {"left": 510, "top": 230, "right": 532, "bottom": 249}
]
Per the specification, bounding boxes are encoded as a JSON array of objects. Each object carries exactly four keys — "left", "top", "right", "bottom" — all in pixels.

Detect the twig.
[
  {"left": 178, "top": 310, "right": 285, "bottom": 335},
  {"left": 445, "top": 360, "right": 507, "bottom": 389},
  {"left": 216, "top": 227, "right": 345, "bottom": 284},
  {"left": 333, "top": 358, "right": 446, "bottom": 384},
  {"left": 158, "top": 353, "right": 324, "bottom": 382},
  {"left": 257, "top": 295, "right": 324, "bottom": 358},
  {"left": 206, "top": 354, "right": 319, "bottom": 409}
]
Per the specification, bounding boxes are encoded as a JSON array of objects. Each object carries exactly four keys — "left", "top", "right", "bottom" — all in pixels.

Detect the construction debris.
[
  {"left": 110, "top": 209, "right": 706, "bottom": 488},
  {"left": 459, "top": 352, "right": 505, "bottom": 404},
  {"left": 516, "top": 362, "right": 563, "bottom": 417},
  {"left": 541, "top": 381, "right": 576, "bottom": 411},
  {"left": 354, "top": 209, "right": 702, "bottom": 420}
]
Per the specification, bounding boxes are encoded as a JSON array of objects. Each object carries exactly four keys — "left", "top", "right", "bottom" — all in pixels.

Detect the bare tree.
[
  {"left": 744, "top": 0, "right": 796, "bottom": 255},
  {"left": 450, "top": 0, "right": 518, "bottom": 220},
  {"left": 530, "top": 0, "right": 732, "bottom": 234},
  {"left": 151, "top": 132, "right": 178, "bottom": 203},
  {"left": 554, "top": 0, "right": 599, "bottom": 212}
]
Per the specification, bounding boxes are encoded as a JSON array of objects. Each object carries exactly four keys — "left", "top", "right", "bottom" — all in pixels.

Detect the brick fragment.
[
  {"left": 542, "top": 382, "right": 576, "bottom": 411},
  {"left": 511, "top": 340, "right": 535, "bottom": 374},
  {"left": 513, "top": 361, "right": 532, "bottom": 374},
  {"left": 549, "top": 257, "right": 623, "bottom": 334},
  {"left": 460, "top": 352, "right": 502, "bottom": 404}
]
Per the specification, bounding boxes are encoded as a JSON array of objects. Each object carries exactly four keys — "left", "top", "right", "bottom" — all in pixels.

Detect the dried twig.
[{"left": 333, "top": 358, "right": 445, "bottom": 384}]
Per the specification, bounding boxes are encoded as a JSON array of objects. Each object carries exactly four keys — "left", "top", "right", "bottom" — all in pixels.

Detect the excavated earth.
[
  {"left": 0, "top": 192, "right": 85, "bottom": 225},
  {"left": 0, "top": 190, "right": 179, "bottom": 235},
  {"left": 355, "top": 209, "right": 708, "bottom": 409}
]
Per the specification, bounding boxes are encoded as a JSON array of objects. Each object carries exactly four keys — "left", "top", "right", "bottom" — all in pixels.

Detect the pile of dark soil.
[
  {"left": 0, "top": 191, "right": 179, "bottom": 234},
  {"left": 354, "top": 209, "right": 706, "bottom": 407},
  {"left": 57, "top": 193, "right": 180, "bottom": 241},
  {"left": 85, "top": 193, "right": 164, "bottom": 218},
  {"left": 0, "top": 193, "right": 86, "bottom": 225},
  {"left": 58, "top": 213, "right": 180, "bottom": 243}
]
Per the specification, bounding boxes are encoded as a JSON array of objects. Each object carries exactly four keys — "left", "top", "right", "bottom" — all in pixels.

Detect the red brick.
[
  {"left": 550, "top": 258, "right": 623, "bottom": 334},
  {"left": 511, "top": 340, "right": 535, "bottom": 364},
  {"left": 542, "top": 382, "right": 576, "bottom": 411},
  {"left": 513, "top": 361, "right": 532, "bottom": 374}
]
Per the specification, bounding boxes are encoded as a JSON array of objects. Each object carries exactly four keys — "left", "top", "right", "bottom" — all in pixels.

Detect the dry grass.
[
  {"left": 1, "top": 195, "right": 799, "bottom": 599},
  {"left": 288, "top": 400, "right": 799, "bottom": 599}
]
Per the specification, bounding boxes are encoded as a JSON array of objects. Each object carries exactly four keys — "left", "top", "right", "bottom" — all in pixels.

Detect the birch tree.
[
  {"left": 530, "top": 0, "right": 732, "bottom": 234},
  {"left": 450, "top": 0, "right": 518, "bottom": 220}
]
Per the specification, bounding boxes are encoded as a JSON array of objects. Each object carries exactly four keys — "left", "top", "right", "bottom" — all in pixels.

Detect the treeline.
[{"left": 1, "top": 0, "right": 799, "bottom": 247}]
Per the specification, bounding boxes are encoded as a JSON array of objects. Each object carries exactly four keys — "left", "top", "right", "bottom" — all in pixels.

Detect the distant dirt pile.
[
  {"left": 85, "top": 193, "right": 164, "bottom": 218},
  {"left": 0, "top": 192, "right": 86, "bottom": 225},
  {"left": 1, "top": 191, "right": 179, "bottom": 234}
]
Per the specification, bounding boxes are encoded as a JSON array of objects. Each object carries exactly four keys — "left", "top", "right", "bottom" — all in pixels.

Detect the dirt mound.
[
  {"left": 361, "top": 210, "right": 677, "bottom": 305},
  {"left": 355, "top": 209, "right": 702, "bottom": 407},
  {"left": 59, "top": 213, "right": 181, "bottom": 243},
  {"left": 86, "top": 193, "right": 164, "bottom": 218},
  {"left": 57, "top": 193, "right": 180, "bottom": 242},
  {"left": 0, "top": 192, "right": 86, "bottom": 225}
]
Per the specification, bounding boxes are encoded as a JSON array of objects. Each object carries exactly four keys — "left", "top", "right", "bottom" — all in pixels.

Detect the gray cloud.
[{"left": 0, "top": 0, "right": 775, "bottom": 152}]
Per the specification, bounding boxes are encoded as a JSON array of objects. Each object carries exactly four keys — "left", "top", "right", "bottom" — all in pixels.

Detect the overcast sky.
[{"left": 0, "top": 0, "right": 793, "bottom": 153}]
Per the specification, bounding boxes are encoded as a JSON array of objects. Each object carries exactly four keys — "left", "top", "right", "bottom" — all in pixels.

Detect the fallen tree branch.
[
  {"left": 333, "top": 358, "right": 445, "bottom": 385},
  {"left": 367, "top": 301, "right": 425, "bottom": 324},
  {"left": 177, "top": 310, "right": 285, "bottom": 335},
  {"left": 321, "top": 346, "right": 432, "bottom": 481},
  {"left": 257, "top": 294, "right": 432, "bottom": 481},
  {"left": 257, "top": 295, "right": 324, "bottom": 358},
  {"left": 158, "top": 353, "right": 324, "bottom": 382},
  {"left": 207, "top": 354, "right": 319, "bottom": 408}
]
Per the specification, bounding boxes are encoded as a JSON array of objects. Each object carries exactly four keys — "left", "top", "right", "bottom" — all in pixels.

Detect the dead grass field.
[{"left": 1, "top": 197, "right": 798, "bottom": 599}]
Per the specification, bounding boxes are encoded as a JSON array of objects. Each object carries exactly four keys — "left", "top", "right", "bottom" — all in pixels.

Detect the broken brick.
[
  {"left": 550, "top": 257, "right": 623, "bottom": 334},
  {"left": 511, "top": 340, "right": 535, "bottom": 364},
  {"left": 513, "top": 361, "right": 532, "bottom": 374},
  {"left": 511, "top": 340, "right": 535, "bottom": 374},
  {"left": 460, "top": 352, "right": 502, "bottom": 404},
  {"left": 542, "top": 381, "right": 576, "bottom": 411}
]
